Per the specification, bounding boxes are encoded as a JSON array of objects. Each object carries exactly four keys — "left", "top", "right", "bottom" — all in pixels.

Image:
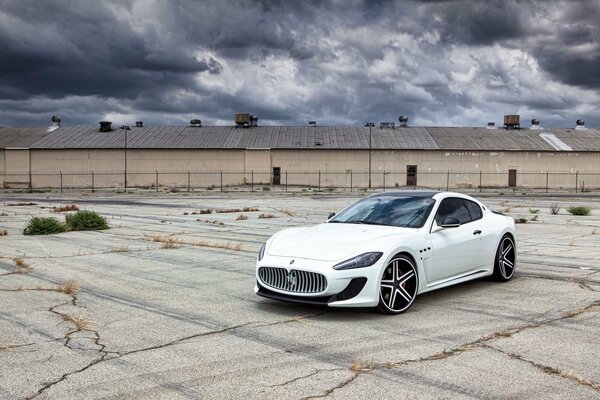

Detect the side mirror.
[
  {"left": 327, "top": 212, "right": 336, "bottom": 220},
  {"left": 441, "top": 217, "right": 460, "bottom": 228}
]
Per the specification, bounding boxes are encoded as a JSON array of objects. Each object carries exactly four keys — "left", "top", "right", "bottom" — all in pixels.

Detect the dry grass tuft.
[
  {"left": 110, "top": 246, "right": 129, "bottom": 253},
  {"left": 279, "top": 208, "right": 294, "bottom": 216},
  {"left": 216, "top": 208, "right": 241, "bottom": 213},
  {"left": 61, "top": 313, "right": 91, "bottom": 331},
  {"left": 15, "top": 284, "right": 24, "bottom": 291},
  {"left": 198, "top": 219, "right": 225, "bottom": 226},
  {"left": 194, "top": 240, "right": 243, "bottom": 251},
  {"left": 151, "top": 234, "right": 183, "bottom": 249},
  {"left": 502, "top": 207, "right": 511, "bottom": 213},
  {"left": 13, "top": 258, "right": 31, "bottom": 273},
  {"left": 6, "top": 202, "right": 37, "bottom": 207},
  {"left": 592, "top": 228, "right": 600, "bottom": 235},
  {"left": 242, "top": 207, "right": 259, "bottom": 212},
  {"left": 0, "top": 212, "right": 8, "bottom": 216},
  {"left": 0, "top": 229, "right": 8, "bottom": 236},
  {"left": 350, "top": 359, "right": 375, "bottom": 372},
  {"left": 530, "top": 215, "right": 538, "bottom": 222},
  {"left": 236, "top": 214, "right": 248, "bottom": 221},
  {"left": 56, "top": 279, "right": 79, "bottom": 295},
  {"left": 259, "top": 213, "right": 276, "bottom": 219},
  {"left": 52, "top": 204, "right": 79, "bottom": 213}
]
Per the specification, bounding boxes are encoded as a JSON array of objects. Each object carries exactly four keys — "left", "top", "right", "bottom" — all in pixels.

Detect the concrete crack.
[
  {"left": 26, "top": 321, "right": 252, "bottom": 399},
  {"left": 484, "top": 344, "right": 600, "bottom": 393},
  {"left": 270, "top": 368, "right": 343, "bottom": 388},
  {"left": 302, "top": 372, "right": 359, "bottom": 400}
]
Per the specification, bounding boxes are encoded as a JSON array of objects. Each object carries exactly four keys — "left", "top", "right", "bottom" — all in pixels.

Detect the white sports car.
[{"left": 255, "top": 191, "right": 516, "bottom": 314}]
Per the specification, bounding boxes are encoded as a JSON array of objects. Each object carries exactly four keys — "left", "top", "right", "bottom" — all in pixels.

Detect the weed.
[
  {"left": 502, "top": 207, "right": 511, "bottom": 213},
  {"left": 52, "top": 204, "right": 79, "bottom": 213},
  {"left": 350, "top": 359, "right": 375, "bottom": 372},
  {"left": 61, "top": 313, "right": 91, "bottom": 331},
  {"left": 242, "top": 207, "right": 259, "bottom": 212},
  {"left": 499, "top": 192, "right": 504, "bottom": 196},
  {"left": 216, "top": 208, "right": 241, "bottom": 213},
  {"left": 236, "top": 214, "right": 248, "bottom": 221},
  {"left": 23, "top": 217, "right": 67, "bottom": 235},
  {"left": 514, "top": 216, "right": 528, "bottom": 224},
  {"left": 0, "top": 229, "right": 7, "bottom": 236},
  {"left": 550, "top": 203, "right": 560, "bottom": 215},
  {"left": 13, "top": 258, "right": 31, "bottom": 273},
  {"left": 259, "top": 213, "right": 276, "bottom": 219},
  {"left": 183, "top": 212, "right": 189, "bottom": 215},
  {"left": 279, "top": 208, "right": 294, "bottom": 216},
  {"left": 110, "top": 246, "right": 129, "bottom": 253},
  {"left": 198, "top": 219, "right": 225, "bottom": 226},
  {"left": 191, "top": 209, "right": 213, "bottom": 215},
  {"left": 15, "top": 284, "right": 24, "bottom": 291},
  {"left": 56, "top": 279, "right": 79, "bottom": 295},
  {"left": 262, "top": 186, "right": 271, "bottom": 191},
  {"left": 529, "top": 208, "right": 539, "bottom": 214},
  {"left": 152, "top": 234, "right": 182, "bottom": 249},
  {"left": 6, "top": 202, "right": 37, "bottom": 206},
  {"left": 66, "top": 210, "right": 109, "bottom": 231},
  {"left": 0, "top": 212, "right": 8, "bottom": 216},
  {"left": 567, "top": 206, "right": 591, "bottom": 216},
  {"left": 530, "top": 215, "right": 538, "bottom": 222},
  {"left": 194, "top": 240, "right": 243, "bottom": 251}
]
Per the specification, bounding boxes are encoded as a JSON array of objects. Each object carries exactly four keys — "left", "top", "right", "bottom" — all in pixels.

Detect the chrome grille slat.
[{"left": 258, "top": 267, "right": 327, "bottom": 293}]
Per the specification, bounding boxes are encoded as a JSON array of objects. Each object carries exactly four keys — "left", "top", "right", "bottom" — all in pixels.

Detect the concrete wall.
[{"left": 1, "top": 148, "right": 598, "bottom": 190}]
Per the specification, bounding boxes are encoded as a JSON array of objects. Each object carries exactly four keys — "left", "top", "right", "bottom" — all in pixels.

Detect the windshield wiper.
[{"left": 344, "top": 220, "right": 390, "bottom": 226}]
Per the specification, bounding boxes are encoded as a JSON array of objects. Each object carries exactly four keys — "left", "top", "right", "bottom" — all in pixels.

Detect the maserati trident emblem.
[{"left": 286, "top": 271, "right": 297, "bottom": 288}]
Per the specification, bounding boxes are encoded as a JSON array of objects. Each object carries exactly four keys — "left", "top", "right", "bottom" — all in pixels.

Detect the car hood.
[{"left": 267, "top": 223, "right": 416, "bottom": 262}]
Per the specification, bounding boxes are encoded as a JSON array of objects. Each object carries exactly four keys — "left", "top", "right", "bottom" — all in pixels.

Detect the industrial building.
[{"left": 1, "top": 114, "right": 599, "bottom": 191}]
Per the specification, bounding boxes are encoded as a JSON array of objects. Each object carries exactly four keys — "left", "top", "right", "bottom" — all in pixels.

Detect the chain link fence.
[{"left": 2, "top": 170, "right": 599, "bottom": 193}]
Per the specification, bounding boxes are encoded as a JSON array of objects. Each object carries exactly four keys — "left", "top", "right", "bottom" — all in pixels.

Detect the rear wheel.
[
  {"left": 377, "top": 255, "right": 418, "bottom": 314},
  {"left": 493, "top": 235, "right": 516, "bottom": 281}
]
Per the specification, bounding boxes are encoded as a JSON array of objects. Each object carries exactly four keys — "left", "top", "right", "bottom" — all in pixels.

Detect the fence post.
[
  {"left": 188, "top": 170, "right": 191, "bottom": 192},
  {"left": 60, "top": 171, "right": 63, "bottom": 193},
  {"left": 91, "top": 171, "right": 95, "bottom": 192},
  {"left": 285, "top": 170, "right": 288, "bottom": 192},
  {"left": 350, "top": 170, "right": 353, "bottom": 192},
  {"left": 124, "top": 170, "right": 127, "bottom": 192},
  {"left": 156, "top": 170, "right": 159, "bottom": 192},
  {"left": 318, "top": 170, "right": 321, "bottom": 192},
  {"left": 383, "top": 170, "right": 386, "bottom": 192},
  {"left": 29, "top": 172, "right": 32, "bottom": 191},
  {"left": 220, "top": 171, "right": 223, "bottom": 192},
  {"left": 446, "top": 170, "right": 450, "bottom": 191},
  {"left": 575, "top": 171, "right": 578, "bottom": 193},
  {"left": 479, "top": 170, "right": 482, "bottom": 192},
  {"left": 251, "top": 170, "right": 254, "bottom": 192},
  {"left": 545, "top": 171, "right": 549, "bottom": 193}
]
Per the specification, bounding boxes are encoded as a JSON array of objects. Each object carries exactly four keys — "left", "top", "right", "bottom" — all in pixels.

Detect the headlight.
[
  {"left": 333, "top": 252, "right": 383, "bottom": 270},
  {"left": 258, "top": 243, "right": 266, "bottom": 261}
]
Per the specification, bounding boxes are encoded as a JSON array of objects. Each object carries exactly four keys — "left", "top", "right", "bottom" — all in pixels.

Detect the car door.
[{"left": 426, "top": 198, "right": 482, "bottom": 284}]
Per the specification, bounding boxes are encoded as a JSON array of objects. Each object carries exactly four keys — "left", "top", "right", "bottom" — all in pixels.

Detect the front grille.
[{"left": 258, "top": 267, "right": 327, "bottom": 293}]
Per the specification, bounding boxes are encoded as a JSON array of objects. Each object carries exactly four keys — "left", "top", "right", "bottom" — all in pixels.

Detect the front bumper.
[{"left": 255, "top": 255, "right": 383, "bottom": 308}]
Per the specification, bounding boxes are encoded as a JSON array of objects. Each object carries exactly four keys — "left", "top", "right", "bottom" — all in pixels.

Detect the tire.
[
  {"left": 493, "top": 234, "right": 516, "bottom": 281},
  {"left": 377, "top": 254, "right": 419, "bottom": 314}
]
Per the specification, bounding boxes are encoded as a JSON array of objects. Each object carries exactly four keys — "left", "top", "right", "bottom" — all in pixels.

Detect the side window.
[
  {"left": 465, "top": 200, "right": 483, "bottom": 221},
  {"left": 435, "top": 198, "right": 471, "bottom": 225}
]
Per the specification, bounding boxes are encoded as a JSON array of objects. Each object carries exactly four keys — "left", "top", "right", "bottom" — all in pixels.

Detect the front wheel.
[
  {"left": 377, "top": 255, "right": 418, "bottom": 314},
  {"left": 493, "top": 235, "right": 516, "bottom": 281}
]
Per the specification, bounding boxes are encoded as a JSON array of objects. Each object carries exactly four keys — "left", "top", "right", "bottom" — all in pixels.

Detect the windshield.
[{"left": 330, "top": 195, "right": 435, "bottom": 228}]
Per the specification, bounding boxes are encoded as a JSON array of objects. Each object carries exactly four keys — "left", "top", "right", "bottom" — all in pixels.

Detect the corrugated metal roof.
[
  {"left": 0, "top": 126, "right": 52, "bottom": 148},
  {"left": 6, "top": 124, "right": 598, "bottom": 151}
]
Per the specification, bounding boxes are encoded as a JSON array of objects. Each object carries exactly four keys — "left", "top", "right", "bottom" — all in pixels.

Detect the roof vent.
[
  {"left": 235, "top": 113, "right": 251, "bottom": 128},
  {"left": 308, "top": 120, "right": 317, "bottom": 127},
  {"left": 530, "top": 118, "right": 541, "bottom": 130},
  {"left": 486, "top": 122, "right": 497, "bottom": 129},
  {"left": 364, "top": 122, "right": 375, "bottom": 127},
  {"left": 575, "top": 119, "right": 586, "bottom": 130},
  {"left": 250, "top": 114, "right": 258, "bottom": 127},
  {"left": 120, "top": 125, "right": 131, "bottom": 130},
  {"left": 51, "top": 115, "right": 61, "bottom": 126},
  {"left": 135, "top": 121, "right": 143, "bottom": 127},
  {"left": 380, "top": 122, "right": 395, "bottom": 129},
  {"left": 99, "top": 121, "right": 112, "bottom": 132},
  {"left": 503, "top": 114, "right": 520, "bottom": 130},
  {"left": 190, "top": 119, "right": 202, "bottom": 127},
  {"left": 399, "top": 115, "right": 408, "bottom": 127}
]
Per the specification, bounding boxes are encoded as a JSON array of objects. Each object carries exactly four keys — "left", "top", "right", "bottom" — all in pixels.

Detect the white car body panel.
[{"left": 255, "top": 191, "right": 516, "bottom": 312}]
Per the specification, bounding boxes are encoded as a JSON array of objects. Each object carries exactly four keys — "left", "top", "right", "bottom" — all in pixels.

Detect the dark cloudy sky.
[{"left": 1, "top": 0, "right": 599, "bottom": 127}]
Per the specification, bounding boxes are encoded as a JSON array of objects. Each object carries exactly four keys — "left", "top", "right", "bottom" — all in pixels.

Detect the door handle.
[{"left": 473, "top": 230, "right": 482, "bottom": 235}]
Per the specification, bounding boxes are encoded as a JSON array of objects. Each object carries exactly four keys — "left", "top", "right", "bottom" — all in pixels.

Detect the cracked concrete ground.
[{"left": 0, "top": 191, "right": 599, "bottom": 399}]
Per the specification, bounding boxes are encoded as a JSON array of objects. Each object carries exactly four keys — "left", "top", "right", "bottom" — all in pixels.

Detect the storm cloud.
[{"left": 0, "top": 0, "right": 598, "bottom": 127}]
